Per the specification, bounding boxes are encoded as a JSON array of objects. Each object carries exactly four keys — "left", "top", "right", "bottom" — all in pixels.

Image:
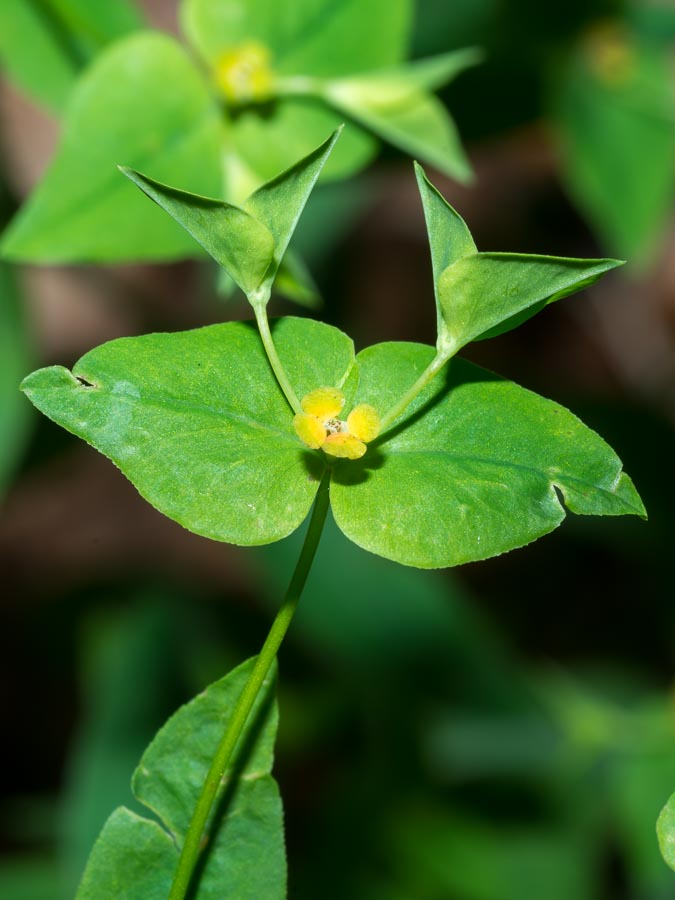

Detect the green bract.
[
  {"left": 1, "top": 0, "right": 477, "bottom": 271},
  {"left": 75, "top": 659, "right": 284, "bottom": 899},
  {"left": 20, "top": 155, "right": 646, "bottom": 569}
]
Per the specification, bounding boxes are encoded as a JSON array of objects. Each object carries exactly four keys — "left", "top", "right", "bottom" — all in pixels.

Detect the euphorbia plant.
[
  {"left": 1, "top": 0, "right": 478, "bottom": 299},
  {"left": 21, "top": 131, "right": 646, "bottom": 897}
]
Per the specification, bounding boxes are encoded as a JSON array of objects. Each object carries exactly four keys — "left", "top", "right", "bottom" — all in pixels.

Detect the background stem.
[{"left": 168, "top": 469, "right": 331, "bottom": 900}]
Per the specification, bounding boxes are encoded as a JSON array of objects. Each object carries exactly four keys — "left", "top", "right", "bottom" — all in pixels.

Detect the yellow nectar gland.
[
  {"left": 293, "top": 387, "right": 380, "bottom": 461},
  {"left": 214, "top": 41, "right": 275, "bottom": 106}
]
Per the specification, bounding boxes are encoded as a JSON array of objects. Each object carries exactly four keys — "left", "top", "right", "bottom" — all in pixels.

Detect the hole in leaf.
[{"left": 75, "top": 375, "right": 96, "bottom": 388}]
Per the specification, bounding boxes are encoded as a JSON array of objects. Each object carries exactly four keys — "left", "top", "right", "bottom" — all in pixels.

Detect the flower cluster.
[{"left": 293, "top": 387, "right": 380, "bottom": 460}]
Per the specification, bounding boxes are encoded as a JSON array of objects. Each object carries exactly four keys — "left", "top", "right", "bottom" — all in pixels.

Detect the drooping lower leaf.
[
  {"left": 76, "top": 658, "right": 285, "bottom": 899},
  {"left": 20, "top": 317, "right": 352, "bottom": 544},
  {"left": 330, "top": 342, "right": 645, "bottom": 568},
  {"left": 1, "top": 32, "right": 222, "bottom": 263}
]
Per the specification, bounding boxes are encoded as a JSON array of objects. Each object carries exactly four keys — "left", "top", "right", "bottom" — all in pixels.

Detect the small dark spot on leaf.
[{"left": 76, "top": 375, "right": 96, "bottom": 388}]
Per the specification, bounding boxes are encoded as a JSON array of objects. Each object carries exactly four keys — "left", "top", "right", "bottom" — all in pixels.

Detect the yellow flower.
[
  {"left": 293, "top": 387, "right": 380, "bottom": 460},
  {"left": 214, "top": 41, "right": 275, "bottom": 106}
]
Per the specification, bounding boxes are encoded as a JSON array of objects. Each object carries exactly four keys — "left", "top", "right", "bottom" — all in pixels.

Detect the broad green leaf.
[
  {"left": 657, "top": 793, "right": 675, "bottom": 872},
  {"left": 437, "top": 252, "right": 623, "bottom": 352},
  {"left": 555, "top": 28, "right": 675, "bottom": 262},
  {"left": 181, "top": 0, "right": 411, "bottom": 77},
  {"left": 1, "top": 32, "right": 222, "bottom": 263},
  {"left": 119, "top": 169, "right": 275, "bottom": 297},
  {"left": 76, "top": 658, "right": 285, "bottom": 899},
  {"left": 244, "top": 128, "right": 341, "bottom": 290},
  {"left": 21, "top": 317, "right": 353, "bottom": 545},
  {"left": 0, "top": 0, "right": 142, "bottom": 112},
  {"left": 330, "top": 342, "right": 645, "bottom": 569},
  {"left": 415, "top": 162, "right": 476, "bottom": 334},
  {"left": 0, "top": 265, "right": 32, "bottom": 497}
]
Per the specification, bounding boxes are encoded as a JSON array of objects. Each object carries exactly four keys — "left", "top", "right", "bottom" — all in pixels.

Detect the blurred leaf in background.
[
  {"left": 554, "top": 15, "right": 675, "bottom": 265},
  {"left": 0, "top": 0, "right": 476, "bottom": 287},
  {"left": 0, "top": 265, "right": 32, "bottom": 498},
  {"left": 0, "top": 0, "right": 143, "bottom": 112}
]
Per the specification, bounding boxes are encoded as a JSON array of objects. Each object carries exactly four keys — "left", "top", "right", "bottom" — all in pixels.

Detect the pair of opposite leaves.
[{"left": 21, "top": 130, "right": 646, "bottom": 569}]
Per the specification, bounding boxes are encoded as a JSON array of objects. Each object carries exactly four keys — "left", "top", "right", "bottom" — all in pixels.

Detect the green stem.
[
  {"left": 252, "top": 302, "right": 303, "bottom": 415},
  {"left": 168, "top": 469, "right": 331, "bottom": 900},
  {"left": 379, "top": 350, "right": 450, "bottom": 431}
]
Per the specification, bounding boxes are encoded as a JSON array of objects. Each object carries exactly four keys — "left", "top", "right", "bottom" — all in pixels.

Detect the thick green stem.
[
  {"left": 168, "top": 470, "right": 331, "bottom": 900},
  {"left": 379, "top": 350, "right": 450, "bottom": 431},
  {"left": 252, "top": 302, "right": 303, "bottom": 415}
]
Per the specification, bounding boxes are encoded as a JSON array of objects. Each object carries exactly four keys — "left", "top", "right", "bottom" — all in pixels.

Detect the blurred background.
[{"left": 1, "top": 0, "right": 674, "bottom": 898}]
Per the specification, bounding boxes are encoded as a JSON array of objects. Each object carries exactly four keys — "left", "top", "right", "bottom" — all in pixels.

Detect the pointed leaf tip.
[
  {"left": 242, "top": 129, "right": 343, "bottom": 292},
  {"left": 119, "top": 167, "right": 275, "bottom": 297}
]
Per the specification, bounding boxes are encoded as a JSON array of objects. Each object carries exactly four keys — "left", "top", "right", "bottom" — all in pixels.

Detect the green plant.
[
  {"left": 0, "top": 0, "right": 477, "bottom": 308},
  {"left": 19, "top": 129, "right": 646, "bottom": 898}
]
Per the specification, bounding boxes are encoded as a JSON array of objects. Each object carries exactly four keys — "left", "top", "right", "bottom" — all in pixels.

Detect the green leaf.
[
  {"left": 244, "top": 128, "right": 341, "bottom": 291},
  {"left": 76, "top": 658, "right": 285, "bottom": 899},
  {"left": 21, "top": 317, "right": 353, "bottom": 545},
  {"left": 119, "top": 169, "right": 275, "bottom": 297},
  {"left": 330, "top": 342, "right": 645, "bottom": 569},
  {"left": 1, "top": 32, "right": 222, "bottom": 263},
  {"left": 274, "top": 249, "right": 321, "bottom": 308},
  {"left": 555, "top": 29, "right": 675, "bottom": 263},
  {"left": 60, "top": 599, "right": 181, "bottom": 888},
  {"left": 229, "top": 101, "right": 377, "bottom": 185},
  {"left": 657, "top": 793, "right": 675, "bottom": 873},
  {"left": 181, "top": 0, "right": 411, "bottom": 77},
  {"left": 0, "top": 0, "right": 142, "bottom": 112},
  {"left": 437, "top": 252, "right": 623, "bottom": 352},
  {"left": 181, "top": 0, "right": 409, "bottom": 184},
  {"left": 0, "top": 858, "right": 68, "bottom": 900},
  {"left": 122, "top": 130, "right": 339, "bottom": 300},
  {"left": 319, "top": 50, "right": 480, "bottom": 181},
  {"left": 0, "top": 264, "right": 33, "bottom": 497},
  {"left": 415, "top": 162, "right": 476, "bottom": 334}
]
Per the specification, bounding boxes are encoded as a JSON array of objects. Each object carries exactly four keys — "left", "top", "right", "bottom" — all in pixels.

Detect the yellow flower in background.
[{"left": 293, "top": 387, "right": 380, "bottom": 460}]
